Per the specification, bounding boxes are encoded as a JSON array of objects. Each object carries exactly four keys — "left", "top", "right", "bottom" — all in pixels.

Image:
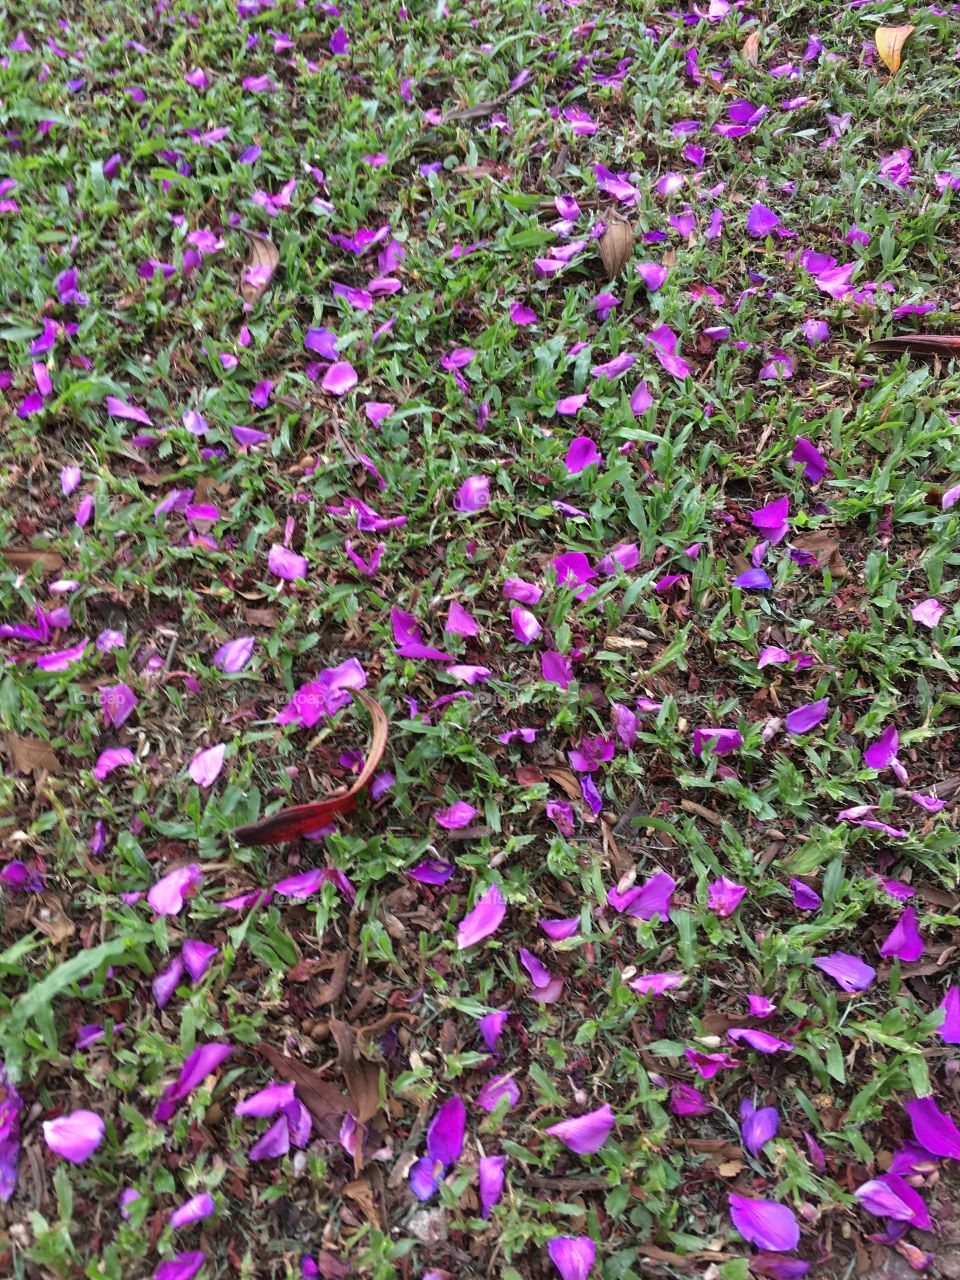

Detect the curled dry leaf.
[
  {"left": 6, "top": 734, "right": 60, "bottom": 774},
  {"left": 869, "top": 334, "right": 960, "bottom": 359},
  {"left": 875, "top": 25, "right": 915, "bottom": 75},
  {"left": 232, "top": 689, "right": 387, "bottom": 845},
  {"left": 2, "top": 548, "right": 64, "bottom": 573},
  {"left": 742, "top": 31, "right": 761, "bottom": 66},
  {"left": 598, "top": 214, "right": 633, "bottom": 281},
  {"left": 239, "top": 229, "right": 280, "bottom": 305}
]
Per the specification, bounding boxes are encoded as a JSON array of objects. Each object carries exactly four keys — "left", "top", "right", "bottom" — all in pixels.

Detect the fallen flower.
[
  {"left": 188, "top": 743, "right": 226, "bottom": 788},
  {"left": 741, "top": 1100, "right": 779, "bottom": 1157},
  {"left": 478, "top": 1154, "right": 506, "bottom": 1218},
  {"left": 904, "top": 1095, "right": 960, "bottom": 1159},
  {"left": 728, "top": 1194, "right": 800, "bottom": 1252},
  {"left": 42, "top": 1111, "right": 104, "bottom": 1163},
  {"left": 544, "top": 1103, "right": 615, "bottom": 1155},
  {"left": 548, "top": 1236, "right": 597, "bottom": 1280},
  {"left": 785, "top": 698, "right": 830, "bottom": 734},
  {"left": 708, "top": 876, "right": 747, "bottom": 917},
  {"left": 912, "top": 598, "right": 945, "bottom": 628},
  {"left": 813, "top": 952, "right": 876, "bottom": 992},
  {"left": 148, "top": 865, "right": 203, "bottom": 916},
  {"left": 879, "top": 906, "right": 924, "bottom": 962},
  {"left": 457, "top": 885, "right": 506, "bottom": 949}
]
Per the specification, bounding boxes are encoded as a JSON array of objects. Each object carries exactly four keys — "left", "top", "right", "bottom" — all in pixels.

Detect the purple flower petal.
[
  {"left": 214, "top": 636, "right": 255, "bottom": 673},
  {"left": 746, "top": 203, "right": 780, "bottom": 237},
  {"left": 435, "top": 801, "right": 479, "bottom": 829},
  {"left": 321, "top": 361, "right": 358, "bottom": 396},
  {"left": 476, "top": 1075, "right": 520, "bottom": 1112},
  {"left": 541, "top": 651, "right": 573, "bottom": 689},
  {"left": 692, "top": 727, "right": 742, "bottom": 757},
  {"left": 154, "top": 1252, "right": 206, "bottom": 1280},
  {"left": 879, "top": 906, "right": 924, "bottom": 962},
  {"left": 938, "top": 987, "right": 960, "bottom": 1045},
  {"left": 169, "top": 1192, "right": 215, "bottom": 1228},
  {"left": 556, "top": 393, "right": 589, "bottom": 417},
  {"left": 409, "top": 1155, "right": 442, "bottom": 1201},
  {"left": 728, "top": 1028, "right": 793, "bottom": 1054},
  {"left": 249, "top": 1115, "right": 290, "bottom": 1160},
  {"left": 855, "top": 1174, "right": 931, "bottom": 1230},
  {"left": 905, "top": 1095, "right": 960, "bottom": 1159},
  {"left": 457, "top": 885, "right": 506, "bottom": 949},
  {"left": 734, "top": 568, "right": 772, "bottom": 590},
  {"left": 813, "top": 952, "right": 876, "bottom": 992},
  {"left": 188, "top": 743, "right": 226, "bottom": 788},
  {"left": 785, "top": 698, "right": 830, "bottom": 734},
  {"left": 148, "top": 865, "right": 202, "bottom": 916},
  {"left": 268, "top": 544, "right": 308, "bottom": 582},
  {"left": 790, "top": 880, "right": 822, "bottom": 911},
  {"left": 427, "top": 1095, "right": 466, "bottom": 1165},
  {"left": 629, "top": 973, "right": 685, "bottom": 996},
  {"left": 708, "top": 876, "right": 747, "bottom": 917},
  {"left": 608, "top": 872, "right": 674, "bottom": 920},
  {"left": 478, "top": 1010, "right": 508, "bottom": 1055},
  {"left": 454, "top": 475, "right": 489, "bottom": 513},
  {"left": 152, "top": 956, "right": 184, "bottom": 1008},
  {"left": 478, "top": 1154, "right": 506, "bottom": 1218},
  {"left": 182, "top": 940, "right": 218, "bottom": 983},
  {"left": 565, "top": 436, "right": 600, "bottom": 474},
  {"left": 545, "top": 1103, "right": 615, "bottom": 1155},
  {"left": 42, "top": 1110, "right": 104, "bottom": 1163},
  {"left": 728, "top": 1195, "right": 799, "bottom": 1252},
  {"left": 912, "top": 598, "right": 945, "bottom": 628},
  {"left": 741, "top": 1101, "right": 779, "bottom": 1156},
  {"left": 236, "top": 1083, "right": 296, "bottom": 1118},
  {"left": 548, "top": 1236, "right": 596, "bottom": 1280},
  {"left": 670, "top": 1083, "right": 710, "bottom": 1115}
]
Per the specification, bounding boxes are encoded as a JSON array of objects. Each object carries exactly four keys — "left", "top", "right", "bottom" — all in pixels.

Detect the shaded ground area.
[{"left": 2, "top": 1, "right": 960, "bottom": 1277}]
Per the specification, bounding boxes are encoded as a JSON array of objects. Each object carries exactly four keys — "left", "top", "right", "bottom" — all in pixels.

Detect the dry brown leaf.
[
  {"left": 329, "top": 1018, "right": 381, "bottom": 1125},
  {"left": 792, "top": 530, "right": 847, "bottom": 580},
  {"left": 254, "top": 1043, "right": 348, "bottom": 1139},
  {"left": 313, "top": 952, "right": 350, "bottom": 1005},
  {"left": 542, "top": 766, "right": 582, "bottom": 802},
  {"left": 26, "top": 895, "right": 76, "bottom": 945},
  {"left": 598, "top": 215, "right": 633, "bottom": 281},
  {"left": 343, "top": 1179, "right": 382, "bottom": 1230},
  {"left": 239, "top": 230, "right": 279, "bottom": 305},
  {"left": 869, "top": 334, "right": 960, "bottom": 358},
  {"left": 6, "top": 734, "right": 60, "bottom": 774},
  {"left": 2, "top": 548, "right": 64, "bottom": 573},
  {"left": 742, "top": 31, "right": 760, "bottom": 65},
  {"left": 875, "top": 24, "right": 915, "bottom": 74}
]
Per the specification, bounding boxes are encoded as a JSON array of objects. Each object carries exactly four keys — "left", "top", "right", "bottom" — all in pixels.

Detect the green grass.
[{"left": 2, "top": 1, "right": 960, "bottom": 1276}]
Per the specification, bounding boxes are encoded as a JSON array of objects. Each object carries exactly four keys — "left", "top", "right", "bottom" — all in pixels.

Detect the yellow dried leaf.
[
  {"left": 239, "top": 230, "right": 279, "bottom": 305},
  {"left": 875, "top": 25, "right": 915, "bottom": 74}
]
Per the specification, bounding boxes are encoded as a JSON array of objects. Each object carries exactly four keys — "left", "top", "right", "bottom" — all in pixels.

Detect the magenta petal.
[
  {"left": 785, "top": 698, "right": 830, "bottom": 734},
  {"left": 248, "top": 1115, "right": 290, "bottom": 1160},
  {"left": 214, "top": 636, "right": 255, "bottom": 673},
  {"left": 236, "top": 1083, "right": 296, "bottom": 1118},
  {"left": 905, "top": 1095, "right": 960, "bottom": 1159},
  {"left": 728, "top": 1195, "right": 799, "bottom": 1252},
  {"left": 455, "top": 475, "right": 490, "bottom": 513},
  {"left": 93, "top": 746, "right": 135, "bottom": 781},
  {"left": 540, "top": 916, "right": 580, "bottom": 941},
  {"left": 188, "top": 743, "right": 226, "bottom": 788},
  {"left": 938, "top": 987, "right": 960, "bottom": 1044},
  {"left": 746, "top": 202, "right": 780, "bottom": 237},
  {"left": 541, "top": 651, "right": 574, "bottom": 689},
  {"left": 544, "top": 1103, "right": 615, "bottom": 1155},
  {"left": 152, "top": 956, "right": 184, "bottom": 1008},
  {"left": 148, "top": 865, "right": 202, "bottom": 916},
  {"left": 457, "top": 885, "right": 506, "bottom": 948},
  {"left": 169, "top": 1192, "right": 215, "bottom": 1228},
  {"left": 790, "top": 879, "right": 821, "bottom": 911},
  {"left": 409, "top": 1155, "right": 442, "bottom": 1201},
  {"left": 547, "top": 1236, "right": 596, "bottom": 1280},
  {"left": 556, "top": 394, "right": 588, "bottom": 416},
  {"left": 268, "top": 544, "right": 308, "bottom": 582},
  {"left": 670, "top": 1083, "right": 710, "bottom": 1115},
  {"left": 42, "top": 1111, "right": 104, "bottom": 1163},
  {"left": 427, "top": 1095, "right": 466, "bottom": 1165},
  {"left": 879, "top": 906, "right": 924, "bottom": 962},
  {"left": 629, "top": 973, "right": 685, "bottom": 996},
  {"left": 182, "top": 940, "right": 218, "bottom": 982},
  {"left": 912, "top": 598, "right": 945, "bottom": 628},
  {"left": 863, "top": 723, "right": 899, "bottom": 770},
  {"left": 728, "top": 1028, "right": 793, "bottom": 1054},
  {"left": 813, "top": 952, "right": 875, "bottom": 992},
  {"left": 741, "top": 1102, "right": 779, "bottom": 1156},
  {"left": 565, "top": 436, "right": 600, "bottom": 474},
  {"left": 445, "top": 602, "right": 479, "bottom": 636},
  {"left": 435, "top": 801, "right": 479, "bottom": 829},
  {"left": 478, "top": 1154, "right": 506, "bottom": 1218},
  {"left": 476, "top": 1075, "right": 520, "bottom": 1112},
  {"left": 855, "top": 1174, "right": 931, "bottom": 1229},
  {"left": 321, "top": 361, "right": 358, "bottom": 396},
  {"left": 153, "top": 1252, "right": 206, "bottom": 1280},
  {"left": 707, "top": 876, "right": 747, "bottom": 917},
  {"left": 477, "top": 1010, "right": 508, "bottom": 1054}
]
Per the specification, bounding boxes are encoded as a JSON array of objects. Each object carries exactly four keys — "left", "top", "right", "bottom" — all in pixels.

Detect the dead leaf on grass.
[
  {"left": 6, "top": 734, "right": 60, "bottom": 774},
  {"left": 26, "top": 895, "right": 76, "bottom": 945},
  {"left": 313, "top": 952, "right": 350, "bottom": 1005},
  {"left": 875, "top": 24, "right": 915, "bottom": 75},
  {"left": 792, "top": 530, "right": 847, "bottom": 580},
  {"left": 868, "top": 334, "right": 960, "bottom": 359},
  {"left": 343, "top": 1178, "right": 383, "bottom": 1230},
  {"left": 598, "top": 214, "right": 633, "bottom": 281},
  {"left": 742, "top": 31, "right": 760, "bottom": 65},
  {"left": 239, "top": 230, "right": 279, "bottom": 305},
  {"left": 330, "top": 1018, "right": 381, "bottom": 1125},
  {"left": 2, "top": 548, "right": 64, "bottom": 573},
  {"left": 542, "top": 766, "right": 583, "bottom": 802},
  {"left": 254, "top": 1042, "right": 347, "bottom": 1139}
]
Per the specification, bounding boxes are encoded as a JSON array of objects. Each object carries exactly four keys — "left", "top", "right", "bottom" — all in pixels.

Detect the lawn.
[{"left": 2, "top": 1, "right": 960, "bottom": 1277}]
